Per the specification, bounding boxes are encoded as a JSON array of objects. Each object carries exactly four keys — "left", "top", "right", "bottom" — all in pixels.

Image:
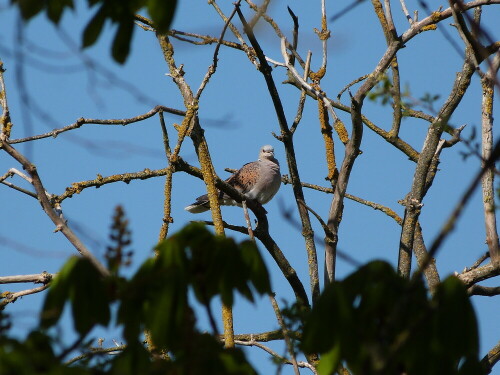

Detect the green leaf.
[
  {"left": 13, "top": 0, "right": 44, "bottom": 20},
  {"left": 240, "top": 240, "right": 271, "bottom": 295},
  {"left": 433, "top": 276, "right": 479, "bottom": 359},
  {"left": 40, "top": 256, "right": 110, "bottom": 336},
  {"left": 317, "top": 346, "right": 341, "bottom": 375},
  {"left": 219, "top": 347, "right": 258, "bottom": 375},
  {"left": 40, "top": 256, "right": 79, "bottom": 329},
  {"left": 46, "top": 0, "right": 74, "bottom": 24},
  {"left": 147, "top": 0, "right": 178, "bottom": 33},
  {"left": 112, "top": 17, "right": 134, "bottom": 64},
  {"left": 302, "top": 282, "right": 352, "bottom": 354},
  {"left": 110, "top": 343, "right": 154, "bottom": 375},
  {"left": 82, "top": 6, "right": 107, "bottom": 48},
  {"left": 70, "top": 258, "right": 110, "bottom": 335}
]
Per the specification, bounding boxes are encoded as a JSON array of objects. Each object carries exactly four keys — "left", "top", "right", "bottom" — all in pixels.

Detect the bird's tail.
[{"left": 184, "top": 201, "right": 210, "bottom": 213}]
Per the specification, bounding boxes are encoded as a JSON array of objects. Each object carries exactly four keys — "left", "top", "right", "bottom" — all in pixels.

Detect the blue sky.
[{"left": 1, "top": 0, "right": 499, "bottom": 373}]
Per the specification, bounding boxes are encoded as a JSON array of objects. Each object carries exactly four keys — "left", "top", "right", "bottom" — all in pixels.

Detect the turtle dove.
[{"left": 185, "top": 145, "right": 281, "bottom": 213}]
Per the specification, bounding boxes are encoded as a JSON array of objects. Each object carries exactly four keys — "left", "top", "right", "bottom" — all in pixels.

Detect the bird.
[{"left": 185, "top": 145, "right": 281, "bottom": 213}]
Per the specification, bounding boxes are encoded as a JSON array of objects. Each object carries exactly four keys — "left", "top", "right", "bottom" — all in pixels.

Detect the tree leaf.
[
  {"left": 70, "top": 257, "right": 110, "bottom": 336},
  {"left": 147, "top": 0, "right": 178, "bottom": 33},
  {"left": 40, "top": 256, "right": 79, "bottom": 329},
  {"left": 240, "top": 240, "right": 271, "bottom": 295},
  {"left": 46, "top": 0, "right": 74, "bottom": 24},
  {"left": 317, "top": 346, "right": 341, "bottom": 375},
  {"left": 111, "top": 17, "right": 134, "bottom": 64},
  {"left": 13, "top": 0, "right": 44, "bottom": 20},
  {"left": 82, "top": 6, "right": 107, "bottom": 48},
  {"left": 433, "top": 276, "right": 479, "bottom": 360}
]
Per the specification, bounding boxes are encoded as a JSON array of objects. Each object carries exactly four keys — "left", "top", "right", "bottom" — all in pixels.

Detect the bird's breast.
[{"left": 245, "top": 161, "right": 281, "bottom": 204}]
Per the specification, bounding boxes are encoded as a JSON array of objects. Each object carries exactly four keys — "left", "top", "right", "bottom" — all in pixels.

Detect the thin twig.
[
  {"left": 235, "top": 339, "right": 317, "bottom": 374},
  {"left": 468, "top": 251, "right": 490, "bottom": 271},
  {"left": 64, "top": 345, "right": 126, "bottom": 366},
  {"left": 290, "top": 51, "right": 312, "bottom": 134},
  {"left": 241, "top": 200, "right": 255, "bottom": 240},
  {"left": 9, "top": 105, "right": 185, "bottom": 144},
  {"left": 0, "top": 60, "right": 13, "bottom": 137},
  {"left": 244, "top": 0, "right": 306, "bottom": 68},
  {"left": 281, "top": 38, "right": 339, "bottom": 122},
  {"left": 287, "top": 6, "right": 299, "bottom": 67},
  {"left": 195, "top": 1, "right": 241, "bottom": 99},
  {"left": 158, "top": 112, "right": 174, "bottom": 242},
  {"left": 269, "top": 294, "right": 300, "bottom": 375},
  {"left": 1, "top": 180, "right": 38, "bottom": 198},
  {"left": 209, "top": 0, "right": 258, "bottom": 68},
  {"left": 399, "top": 0, "right": 414, "bottom": 24},
  {"left": 0, "top": 284, "right": 50, "bottom": 308},
  {"left": 337, "top": 74, "right": 369, "bottom": 100}
]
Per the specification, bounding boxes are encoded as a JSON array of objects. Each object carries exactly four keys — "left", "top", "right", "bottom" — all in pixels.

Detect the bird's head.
[{"left": 259, "top": 145, "right": 275, "bottom": 160}]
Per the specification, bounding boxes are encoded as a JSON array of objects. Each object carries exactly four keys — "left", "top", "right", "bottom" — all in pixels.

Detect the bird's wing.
[{"left": 225, "top": 161, "right": 261, "bottom": 195}]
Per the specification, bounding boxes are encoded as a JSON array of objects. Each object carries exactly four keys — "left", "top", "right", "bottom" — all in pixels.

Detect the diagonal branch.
[
  {"left": 398, "top": 47, "right": 476, "bottom": 277},
  {"left": 236, "top": 5, "right": 320, "bottom": 304},
  {"left": 481, "top": 340, "right": 500, "bottom": 374},
  {"left": 0, "top": 136, "right": 109, "bottom": 277}
]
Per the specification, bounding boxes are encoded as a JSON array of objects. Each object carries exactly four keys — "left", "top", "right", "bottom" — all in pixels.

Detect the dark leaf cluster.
[
  {"left": 10, "top": 0, "right": 178, "bottom": 63},
  {"left": 302, "top": 261, "right": 483, "bottom": 375},
  {"left": 1, "top": 222, "right": 269, "bottom": 374}
]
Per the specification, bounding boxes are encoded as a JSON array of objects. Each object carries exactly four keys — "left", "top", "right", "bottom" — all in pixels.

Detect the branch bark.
[
  {"left": 480, "top": 54, "right": 500, "bottom": 267},
  {"left": 398, "top": 49, "right": 476, "bottom": 277}
]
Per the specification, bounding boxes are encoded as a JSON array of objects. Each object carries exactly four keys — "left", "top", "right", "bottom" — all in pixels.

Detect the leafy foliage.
[
  {"left": 302, "top": 261, "right": 483, "bottom": 375},
  {"left": 367, "top": 74, "right": 441, "bottom": 115},
  {"left": 1, "top": 220, "right": 269, "bottom": 374},
  {"left": 0, "top": 220, "right": 486, "bottom": 374},
  {"left": 10, "top": 0, "right": 178, "bottom": 63},
  {"left": 40, "top": 256, "right": 111, "bottom": 337}
]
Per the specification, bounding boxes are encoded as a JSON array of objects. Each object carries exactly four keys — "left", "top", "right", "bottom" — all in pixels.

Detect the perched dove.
[{"left": 185, "top": 145, "right": 281, "bottom": 213}]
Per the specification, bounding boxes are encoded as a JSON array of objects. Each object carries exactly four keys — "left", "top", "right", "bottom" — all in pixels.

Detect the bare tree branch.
[
  {"left": 481, "top": 340, "right": 500, "bottom": 374},
  {"left": 0, "top": 136, "right": 109, "bottom": 277},
  {"left": 269, "top": 294, "right": 300, "bottom": 375},
  {"left": 481, "top": 54, "right": 500, "bottom": 267},
  {"left": 236, "top": 5, "right": 320, "bottom": 304},
  {"left": 458, "top": 262, "right": 500, "bottom": 287},
  {"left": 0, "top": 284, "right": 50, "bottom": 308},
  {"left": 235, "top": 339, "right": 317, "bottom": 374},
  {"left": 0, "top": 272, "right": 54, "bottom": 284},
  {"left": 9, "top": 105, "right": 185, "bottom": 144},
  {"left": 398, "top": 47, "right": 476, "bottom": 278},
  {"left": 467, "top": 285, "right": 500, "bottom": 296},
  {"left": 0, "top": 60, "right": 13, "bottom": 137}
]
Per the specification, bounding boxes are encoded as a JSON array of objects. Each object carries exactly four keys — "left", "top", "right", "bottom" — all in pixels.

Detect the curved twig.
[{"left": 9, "top": 105, "right": 185, "bottom": 144}]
